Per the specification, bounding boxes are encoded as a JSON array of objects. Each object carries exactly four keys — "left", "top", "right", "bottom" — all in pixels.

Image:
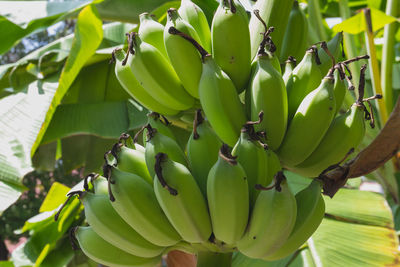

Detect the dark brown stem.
[
  {"left": 154, "top": 153, "right": 178, "bottom": 195},
  {"left": 364, "top": 8, "right": 373, "bottom": 33},
  {"left": 83, "top": 173, "right": 99, "bottom": 191},
  {"left": 133, "top": 125, "right": 147, "bottom": 143},
  {"left": 245, "top": 111, "right": 264, "bottom": 126},
  {"left": 228, "top": 0, "right": 236, "bottom": 13},
  {"left": 123, "top": 32, "right": 135, "bottom": 65},
  {"left": 255, "top": 171, "right": 285, "bottom": 192},
  {"left": 110, "top": 142, "right": 123, "bottom": 164},
  {"left": 69, "top": 227, "right": 79, "bottom": 250},
  {"left": 168, "top": 27, "right": 209, "bottom": 60},
  {"left": 109, "top": 48, "right": 117, "bottom": 64},
  {"left": 357, "top": 64, "right": 367, "bottom": 104},
  {"left": 219, "top": 144, "right": 237, "bottom": 165},
  {"left": 286, "top": 56, "right": 297, "bottom": 67},
  {"left": 106, "top": 165, "right": 116, "bottom": 202},
  {"left": 161, "top": 115, "right": 171, "bottom": 126},
  {"left": 193, "top": 109, "right": 204, "bottom": 140},
  {"left": 253, "top": 10, "right": 268, "bottom": 34},
  {"left": 54, "top": 191, "right": 84, "bottom": 221},
  {"left": 341, "top": 55, "right": 369, "bottom": 65},
  {"left": 311, "top": 45, "right": 321, "bottom": 65}
]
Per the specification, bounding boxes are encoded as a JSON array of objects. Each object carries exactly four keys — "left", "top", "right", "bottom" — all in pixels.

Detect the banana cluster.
[
  {"left": 62, "top": 113, "right": 326, "bottom": 267},
  {"left": 65, "top": 0, "right": 382, "bottom": 265}
]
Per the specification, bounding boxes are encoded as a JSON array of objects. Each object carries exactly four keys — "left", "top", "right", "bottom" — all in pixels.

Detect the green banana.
[
  {"left": 108, "top": 142, "right": 152, "bottom": 184},
  {"left": 126, "top": 32, "right": 194, "bottom": 111},
  {"left": 143, "top": 124, "right": 188, "bottom": 179},
  {"left": 317, "top": 32, "right": 344, "bottom": 75},
  {"left": 264, "top": 180, "right": 325, "bottom": 261},
  {"left": 248, "top": 45, "right": 288, "bottom": 151},
  {"left": 164, "top": 9, "right": 203, "bottom": 98},
  {"left": 199, "top": 55, "right": 246, "bottom": 146},
  {"left": 290, "top": 65, "right": 370, "bottom": 177},
  {"left": 72, "top": 187, "right": 164, "bottom": 258},
  {"left": 153, "top": 152, "right": 212, "bottom": 243},
  {"left": 211, "top": 0, "right": 251, "bottom": 92},
  {"left": 278, "top": 71, "right": 336, "bottom": 167},
  {"left": 231, "top": 123, "right": 269, "bottom": 206},
  {"left": 107, "top": 166, "right": 182, "bottom": 247},
  {"left": 186, "top": 109, "right": 222, "bottom": 196},
  {"left": 178, "top": 0, "right": 211, "bottom": 51},
  {"left": 207, "top": 145, "right": 249, "bottom": 245},
  {"left": 138, "top": 13, "right": 168, "bottom": 59},
  {"left": 237, "top": 173, "right": 297, "bottom": 259},
  {"left": 286, "top": 46, "right": 322, "bottom": 120},
  {"left": 112, "top": 49, "right": 179, "bottom": 116},
  {"left": 279, "top": 1, "right": 308, "bottom": 63},
  {"left": 73, "top": 226, "right": 162, "bottom": 267},
  {"left": 282, "top": 56, "right": 296, "bottom": 84},
  {"left": 249, "top": 0, "right": 295, "bottom": 58}
]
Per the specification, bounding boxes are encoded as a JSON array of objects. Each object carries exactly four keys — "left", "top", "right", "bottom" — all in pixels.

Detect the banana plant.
[{"left": 0, "top": 0, "right": 399, "bottom": 266}]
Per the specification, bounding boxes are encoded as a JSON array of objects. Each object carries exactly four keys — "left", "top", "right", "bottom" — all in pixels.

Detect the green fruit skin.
[
  {"left": 116, "top": 146, "right": 152, "bottom": 184},
  {"left": 278, "top": 76, "right": 336, "bottom": 167},
  {"left": 186, "top": 121, "right": 222, "bottom": 196},
  {"left": 232, "top": 131, "right": 269, "bottom": 206},
  {"left": 264, "top": 180, "right": 325, "bottom": 261},
  {"left": 250, "top": 53, "right": 288, "bottom": 151},
  {"left": 212, "top": 0, "right": 251, "bottom": 92},
  {"left": 207, "top": 156, "right": 249, "bottom": 245},
  {"left": 110, "top": 167, "right": 182, "bottom": 247},
  {"left": 237, "top": 180, "right": 297, "bottom": 259},
  {"left": 154, "top": 158, "right": 212, "bottom": 243},
  {"left": 75, "top": 226, "right": 162, "bottom": 267},
  {"left": 139, "top": 13, "right": 169, "bottom": 59}
]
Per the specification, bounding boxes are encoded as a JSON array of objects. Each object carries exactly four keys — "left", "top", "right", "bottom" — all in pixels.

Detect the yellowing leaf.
[{"left": 333, "top": 7, "right": 397, "bottom": 34}]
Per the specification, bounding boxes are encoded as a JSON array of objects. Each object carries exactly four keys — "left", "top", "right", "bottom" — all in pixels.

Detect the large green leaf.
[
  {"left": 0, "top": 4, "right": 103, "bottom": 213},
  {"left": 0, "top": 1, "right": 93, "bottom": 55},
  {"left": 232, "top": 188, "right": 399, "bottom": 266},
  {"left": 32, "top": 4, "right": 103, "bottom": 157},
  {"left": 0, "top": 77, "right": 58, "bottom": 214}
]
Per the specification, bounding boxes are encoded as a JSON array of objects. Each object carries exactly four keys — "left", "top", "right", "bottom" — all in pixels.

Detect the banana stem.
[
  {"left": 381, "top": 0, "right": 399, "bottom": 115},
  {"left": 363, "top": 8, "right": 389, "bottom": 126},
  {"left": 196, "top": 251, "right": 232, "bottom": 267}
]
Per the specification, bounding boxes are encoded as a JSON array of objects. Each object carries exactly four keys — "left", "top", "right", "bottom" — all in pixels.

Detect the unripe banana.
[
  {"left": 178, "top": 0, "right": 211, "bottom": 51},
  {"left": 211, "top": 0, "right": 251, "bottom": 92},
  {"left": 199, "top": 55, "right": 247, "bottom": 146},
  {"left": 278, "top": 72, "right": 336, "bottom": 167},
  {"left": 109, "top": 142, "right": 152, "bottom": 184},
  {"left": 279, "top": 1, "right": 308, "bottom": 63},
  {"left": 286, "top": 47, "right": 322, "bottom": 120},
  {"left": 107, "top": 166, "right": 182, "bottom": 247},
  {"left": 237, "top": 173, "right": 297, "bottom": 259},
  {"left": 126, "top": 32, "right": 194, "bottom": 111},
  {"left": 291, "top": 65, "right": 371, "bottom": 177},
  {"left": 317, "top": 32, "right": 344, "bottom": 75},
  {"left": 264, "top": 180, "right": 325, "bottom": 261},
  {"left": 164, "top": 9, "right": 203, "bottom": 98},
  {"left": 138, "top": 13, "right": 168, "bottom": 59},
  {"left": 75, "top": 187, "right": 164, "bottom": 258},
  {"left": 282, "top": 56, "right": 296, "bottom": 85},
  {"left": 248, "top": 48, "right": 288, "bottom": 150},
  {"left": 144, "top": 124, "right": 188, "bottom": 179},
  {"left": 249, "top": 0, "right": 295, "bottom": 58},
  {"left": 112, "top": 49, "right": 179, "bottom": 116},
  {"left": 73, "top": 226, "right": 162, "bottom": 267},
  {"left": 207, "top": 145, "right": 249, "bottom": 245},
  {"left": 231, "top": 124, "right": 268, "bottom": 206},
  {"left": 153, "top": 153, "right": 212, "bottom": 243},
  {"left": 186, "top": 109, "right": 222, "bottom": 196}
]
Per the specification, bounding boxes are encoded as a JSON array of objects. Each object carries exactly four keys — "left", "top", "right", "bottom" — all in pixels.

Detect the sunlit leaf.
[
  {"left": 333, "top": 7, "right": 397, "bottom": 34},
  {"left": 39, "top": 182, "right": 70, "bottom": 213}
]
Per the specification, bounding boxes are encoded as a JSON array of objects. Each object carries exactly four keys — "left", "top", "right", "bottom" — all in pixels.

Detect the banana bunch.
[{"left": 61, "top": 0, "right": 384, "bottom": 265}]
